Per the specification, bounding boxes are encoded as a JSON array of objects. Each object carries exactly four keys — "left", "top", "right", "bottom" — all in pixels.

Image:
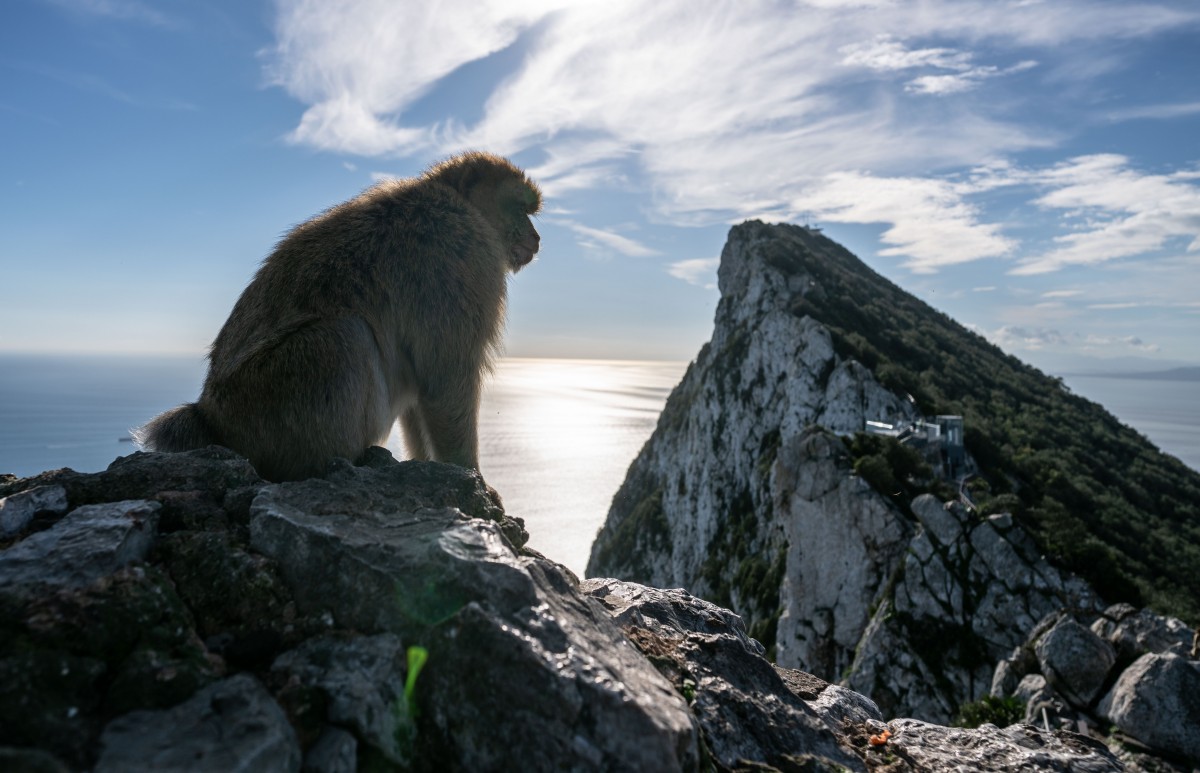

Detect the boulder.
[
  {"left": 1090, "top": 603, "right": 1194, "bottom": 665},
  {"left": 1035, "top": 617, "right": 1116, "bottom": 708},
  {"left": 95, "top": 674, "right": 300, "bottom": 773},
  {"left": 1098, "top": 652, "right": 1200, "bottom": 765}
]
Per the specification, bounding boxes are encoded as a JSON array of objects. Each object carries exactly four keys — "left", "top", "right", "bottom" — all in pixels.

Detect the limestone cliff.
[{"left": 587, "top": 221, "right": 1196, "bottom": 725}]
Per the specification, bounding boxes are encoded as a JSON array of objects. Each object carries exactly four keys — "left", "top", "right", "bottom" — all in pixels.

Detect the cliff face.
[{"left": 586, "top": 221, "right": 1194, "bottom": 725}]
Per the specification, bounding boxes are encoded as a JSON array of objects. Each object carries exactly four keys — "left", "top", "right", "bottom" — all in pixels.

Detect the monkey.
[{"left": 135, "top": 151, "right": 542, "bottom": 482}]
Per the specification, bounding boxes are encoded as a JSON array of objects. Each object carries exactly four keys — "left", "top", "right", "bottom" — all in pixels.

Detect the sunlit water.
[
  {"left": 3, "top": 355, "right": 1196, "bottom": 576},
  {"left": 387, "top": 358, "right": 688, "bottom": 575},
  {"left": 0, "top": 354, "right": 686, "bottom": 576}
]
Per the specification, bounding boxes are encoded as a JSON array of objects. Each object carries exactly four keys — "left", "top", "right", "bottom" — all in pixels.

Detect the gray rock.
[
  {"left": 885, "top": 718, "right": 1123, "bottom": 772},
  {"left": 95, "top": 674, "right": 301, "bottom": 773},
  {"left": 1014, "top": 673, "right": 1077, "bottom": 731},
  {"left": 1098, "top": 652, "right": 1200, "bottom": 764},
  {"left": 0, "top": 484, "right": 68, "bottom": 536},
  {"left": 302, "top": 727, "right": 357, "bottom": 773},
  {"left": 1091, "top": 603, "right": 1194, "bottom": 664},
  {"left": 251, "top": 462, "right": 699, "bottom": 772},
  {"left": 272, "top": 634, "right": 408, "bottom": 765},
  {"left": 0, "top": 499, "right": 159, "bottom": 594},
  {"left": 582, "top": 579, "right": 864, "bottom": 771},
  {"left": 1035, "top": 617, "right": 1116, "bottom": 708}
]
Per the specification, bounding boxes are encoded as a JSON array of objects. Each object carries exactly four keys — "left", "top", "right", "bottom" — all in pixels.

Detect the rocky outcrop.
[
  {"left": 587, "top": 221, "right": 1098, "bottom": 723},
  {"left": 1, "top": 449, "right": 1133, "bottom": 771}
]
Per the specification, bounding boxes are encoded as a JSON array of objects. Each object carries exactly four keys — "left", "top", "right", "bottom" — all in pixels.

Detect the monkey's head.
[{"left": 426, "top": 151, "right": 543, "bottom": 272}]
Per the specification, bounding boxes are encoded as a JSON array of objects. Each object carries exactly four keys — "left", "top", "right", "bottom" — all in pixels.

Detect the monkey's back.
[{"left": 206, "top": 176, "right": 509, "bottom": 387}]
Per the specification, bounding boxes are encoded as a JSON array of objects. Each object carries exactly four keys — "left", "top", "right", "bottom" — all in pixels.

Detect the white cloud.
[
  {"left": 668, "top": 257, "right": 719, "bottom": 288},
  {"left": 1012, "top": 155, "right": 1200, "bottom": 274},
  {"left": 905, "top": 61, "right": 1038, "bottom": 96},
  {"left": 557, "top": 221, "right": 660, "bottom": 258},
  {"left": 263, "top": 0, "right": 1200, "bottom": 274},
  {"left": 839, "top": 35, "right": 972, "bottom": 72},
  {"left": 790, "top": 172, "right": 1015, "bottom": 272},
  {"left": 1042, "top": 289, "right": 1083, "bottom": 298}
]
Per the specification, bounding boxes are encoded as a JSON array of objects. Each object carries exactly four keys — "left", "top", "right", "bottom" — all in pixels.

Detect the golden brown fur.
[{"left": 136, "top": 151, "right": 542, "bottom": 481}]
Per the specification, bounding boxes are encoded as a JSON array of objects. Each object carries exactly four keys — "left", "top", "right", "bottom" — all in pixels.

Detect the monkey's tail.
[{"left": 132, "top": 403, "right": 217, "bottom": 452}]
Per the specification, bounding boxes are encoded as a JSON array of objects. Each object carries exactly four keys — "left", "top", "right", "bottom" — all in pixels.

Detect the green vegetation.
[
  {"left": 405, "top": 645, "right": 428, "bottom": 719},
  {"left": 954, "top": 695, "right": 1025, "bottom": 729},
  {"left": 844, "top": 433, "right": 956, "bottom": 513},
  {"left": 772, "top": 223, "right": 1200, "bottom": 623}
]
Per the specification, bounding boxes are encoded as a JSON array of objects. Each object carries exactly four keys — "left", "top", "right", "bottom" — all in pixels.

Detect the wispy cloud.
[
  {"left": 1105, "top": 101, "right": 1200, "bottom": 122},
  {"left": 1012, "top": 155, "right": 1200, "bottom": 275},
  {"left": 667, "top": 257, "right": 719, "bottom": 288},
  {"left": 839, "top": 34, "right": 1037, "bottom": 96},
  {"left": 790, "top": 172, "right": 1016, "bottom": 272},
  {"left": 264, "top": 0, "right": 1200, "bottom": 273},
  {"left": 986, "top": 325, "right": 1160, "bottom": 354},
  {"left": 556, "top": 220, "right": 660, "bottom": 258}
]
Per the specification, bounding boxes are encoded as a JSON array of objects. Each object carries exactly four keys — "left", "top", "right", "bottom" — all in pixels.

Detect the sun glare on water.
[{"left": 386, "top": 357, "right": 687, "bottom": 575}]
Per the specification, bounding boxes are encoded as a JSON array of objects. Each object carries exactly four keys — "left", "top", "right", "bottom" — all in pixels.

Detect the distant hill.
[{"left": 1076, "top": 366, "right": 1200, "bottom": 382}]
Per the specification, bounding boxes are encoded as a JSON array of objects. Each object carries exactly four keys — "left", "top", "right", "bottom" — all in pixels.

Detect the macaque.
[{"left": 136, "top": 151, "right": 542, "bottom": 481}]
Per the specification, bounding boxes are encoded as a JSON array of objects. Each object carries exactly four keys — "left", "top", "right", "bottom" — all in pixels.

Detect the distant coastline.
[{"left": 1064, "top": 366, "right": 1200, "bottom": 382}]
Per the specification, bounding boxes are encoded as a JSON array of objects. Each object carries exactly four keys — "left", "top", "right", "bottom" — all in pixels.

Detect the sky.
[{"left": 2, "top": 0, "right": 1199, "bottom": 373}]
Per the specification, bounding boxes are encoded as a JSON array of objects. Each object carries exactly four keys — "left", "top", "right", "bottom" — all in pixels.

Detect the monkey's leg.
[
  {"left": 399, "top": 408, "right": 431, "bottom": 461},
  {"left": 416, "top": 378, "right": 482, "bottom": 471}
]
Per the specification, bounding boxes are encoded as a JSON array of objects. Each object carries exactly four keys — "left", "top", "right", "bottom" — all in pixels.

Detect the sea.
[{"left": 1, "top": 353, "right": 1196, "bottom": 577}]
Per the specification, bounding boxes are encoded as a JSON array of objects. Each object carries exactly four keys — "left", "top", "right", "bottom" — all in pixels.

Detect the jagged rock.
[
  {"left": 271, "top": 634, "right": 409, "bottom": 766},
  {"left": 0, "top": 484, "right": 68, "bottom": 537},
  {"left": 846, "top": 495, "right": 1097, "bottom": 722},
  {"left": 1090, "top": 603, "right": 1194, "bottom": 665},
  {"left": 1098, "top": 652, "right": 1200, "bottom": 765},
  {"left": 94, "top": 674, "right": 301, "bottom": 773},
  {"left": 1035, "top": 617, "right": 1115, "bottom": 708},
  {"left": 251, "top": 458, "right": 700, "bottom": 771},
  {"left": 581, "top": 579, "right": 866, "bottom": 771},
  {"left": 881, "top": 719, "right": 1123, "bottom": 772},
  {"left": 0, "top": 499, "right": 159, "bottom": 594}
]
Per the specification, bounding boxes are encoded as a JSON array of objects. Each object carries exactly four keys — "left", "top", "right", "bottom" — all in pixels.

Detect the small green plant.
[
  {"left": 953, "top": 695, "right": 1024, "bottom": 728},
  {"left": 405, "top": 645, "right": 429, "bottom": 719},
  {"left": 680, "top": 678, "right": 696, "bottom": 703}
]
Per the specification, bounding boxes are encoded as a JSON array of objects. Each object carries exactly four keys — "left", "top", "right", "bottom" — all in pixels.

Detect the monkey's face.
[{"left": 476, "top": 178, "right": 542, "bottom": 272}]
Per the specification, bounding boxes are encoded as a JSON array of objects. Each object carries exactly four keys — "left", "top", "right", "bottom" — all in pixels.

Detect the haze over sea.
[{"left": 1, "top": 354, "right": 1196, "bottom": 576}]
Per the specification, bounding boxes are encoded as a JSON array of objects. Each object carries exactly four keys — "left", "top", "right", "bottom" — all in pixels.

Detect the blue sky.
[{"left": 2, "top": 0, "right": 1199, "bottom": 373}]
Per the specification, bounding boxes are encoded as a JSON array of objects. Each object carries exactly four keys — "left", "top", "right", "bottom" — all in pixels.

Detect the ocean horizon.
[{"left": 1, "top": 352, "right": 1196, "bottom": 577}]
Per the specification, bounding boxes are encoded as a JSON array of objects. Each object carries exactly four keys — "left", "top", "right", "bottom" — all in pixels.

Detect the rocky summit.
[{"left": 0, "top": 446, "right": 1144, "bottom": 772}]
